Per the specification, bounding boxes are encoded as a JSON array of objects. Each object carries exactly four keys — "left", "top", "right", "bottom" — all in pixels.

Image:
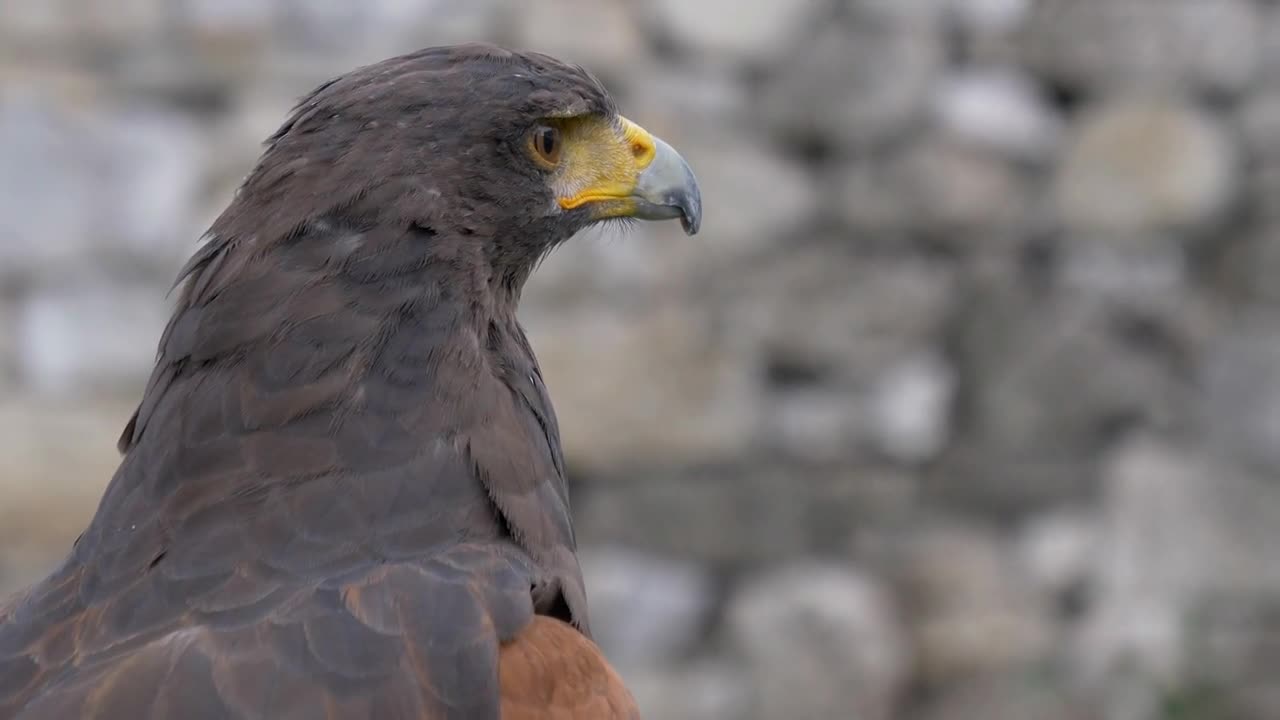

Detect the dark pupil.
[{"left": 540, "top": 129, "right": 557, "bottom": 155}]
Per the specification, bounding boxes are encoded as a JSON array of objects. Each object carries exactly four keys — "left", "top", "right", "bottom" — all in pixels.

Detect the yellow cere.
[{"left": 552, "top": 115, "right": 658, "bottom": 213}]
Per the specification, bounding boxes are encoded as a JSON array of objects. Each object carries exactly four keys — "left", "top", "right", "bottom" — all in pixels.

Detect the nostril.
[{"left": 632, "top": 142, "right": 647, "bottom": 158}]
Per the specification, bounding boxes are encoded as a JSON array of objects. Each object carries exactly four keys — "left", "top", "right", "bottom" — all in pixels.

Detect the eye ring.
[{"left": 529, "top": 125, "right": 562, "bottom": 167}]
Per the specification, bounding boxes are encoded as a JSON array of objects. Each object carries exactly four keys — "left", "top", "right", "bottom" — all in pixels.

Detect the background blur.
[{"left": 2, "top": 1, "right": 1279, "bottom": 718}]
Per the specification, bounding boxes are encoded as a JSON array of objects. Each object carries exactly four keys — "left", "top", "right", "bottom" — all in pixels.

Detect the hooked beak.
[
  {"left": 630, "top": 133, "right": 702, "bottom": 235},
  {"left": 556, "top": 116, "right": 702, "bottom": 236}
]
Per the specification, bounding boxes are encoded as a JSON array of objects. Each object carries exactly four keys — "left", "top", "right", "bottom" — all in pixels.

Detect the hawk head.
[{"left": 213, "top": 42, "right": 701, "bottom": 288}]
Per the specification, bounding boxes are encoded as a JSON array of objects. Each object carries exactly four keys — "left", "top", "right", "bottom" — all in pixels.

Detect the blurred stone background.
[{"left": 3, "top": 0, "right": 1280, "bottom": 718}]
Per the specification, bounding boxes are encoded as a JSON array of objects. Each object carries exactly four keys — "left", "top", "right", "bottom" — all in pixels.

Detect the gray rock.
[
  {"left": 524, "top": 224, "right": 682, "bottom": 308},
  {"left": 1239, "top": 91, "right": 1280, "bottom": 224},
  {"left": 835, "top": 131, "right": 1031, "bottom": 242},
  {"left": 730, "top": 244, "right": 957, "bottom": 386},
  {"left": 897, "top": 523, "right": 1055, "bottom": 685},
  {"left": 510, "top": 0, "right": 645, "bottom": 75},
  {"left": 944, "top": 0, "right": 1032, "bottom": 37},
  {"left": 408, "top": 0, "right": 512, "bottom": 47},
  {"left": 866, "top": 352, "right": 955, "bottom": 465},
  {"left": 176, "top": 0, "right": 273, "bottom": 35},
  {"left": 15, "top": 280, "right": 170, "bottom": 398},
  {"left": 1228, "top": 218, "right": 1280, "bottom": 307},
  {"left": 272, "top": 0, "right": 432, "bottom": 51},
  {"left": 674, "top": 136, "right": 820, "bottom": 265},
  {"left": 1076, "top": 438, "right": 1280, "bottom": 712},
  {"left": 579, "top": 546, "right": 714, "bottom": 668},
  {"left": 1241, "top": 91, "right": 1280, "bottom": 166},
  {"left": 727, "top": 563, "right": 908, "bottom": 720},
  {"left": 943, "top": 282, "right": 1186, "bottom": 513},
  {"left": 577, "top": 469, "right": 811, "bottom": 569},
  {"left": 761, "top": 387, "right": 861, "bottom": 465},
  {"left": 577, "top": 465, "right": 913, "bottom": 571},
  {"left": 63, "top": 0, "right": 167, "bottom": 45},
  {"left": 1184, "top": 597, "right": 1280, "bottom": 720},
  {"left": 614, "top": 62, "right": 748, "bottom": 136},
  {"left": 94, "top": 107, "right": 209, "bottom": 263},
  {"left": 0, "top": 94, "right": 206, "bottom": 279},
  {"left": 1055, "top": 98, "right": 1239, "bottom": 236},
  {"left": 1201, "top": 319, "right": 1280, "bottom": 474},
  {"left": 1015, "top": 509, "right": 1101, "bottom": 613},
  {"left": 0, "top": 0, "right": 73, "bottom": 42},
  {"left": 625, "top": 661, "right": 750, "bottom": 720},
  {"left": 914, "top": 674, "right": 1089, "bottom": 720},
  {"left": 1260, "top": 4, "right": 1280, "bottom": 91},
  {"left": 809, "top": 467, "right": 920, "bottom": 550},
  {"left": 0, "top": 95, "right": 101, "bottom": 279},
  {"left": 645, "top": 0, "right": 815, "bottom": 63},
  {"left": 0, "top": 300, "right": 17, "bottom": 395},
  {"left": 0, "top": 398, "right": 133, "bottom": 593},
  {"left": 904, "top": 136, "right": 1027, "bottom": 241},
  {"left": 523, "top": 301, "right": 759, "bottom": 471},
  {"left": 757, "top": 1, "right": 945, "bottom": 150},
  {"left": 1018, "top": 0, "right": 1263, "bottom": 95},
  {"left": 241, "top": 0, "right": 510, "bottom": 72},
  {"left": 726, "top": 245, "right": 957, "bottom": 462},
  {"left": 1058, "top": 238, "right": 1190, "bottom": 309},
  {"left": 933, "top": 68, "right": 1062, "bottom": 161},
  {"left": 833, "top": 159, "right": 914, "bottom": 238}
]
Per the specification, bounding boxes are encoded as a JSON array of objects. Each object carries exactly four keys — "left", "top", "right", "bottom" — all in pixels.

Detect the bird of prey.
[{"left": 0, "top": 43, "right": 701, "bottom": 719}]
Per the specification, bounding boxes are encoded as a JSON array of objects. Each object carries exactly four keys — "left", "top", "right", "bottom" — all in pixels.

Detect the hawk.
[{"left": 0, "top": 43, "right": 701, "bottom": 719}]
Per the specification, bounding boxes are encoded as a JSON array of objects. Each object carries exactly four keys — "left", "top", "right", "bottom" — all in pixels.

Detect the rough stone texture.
[
  {"left": 525, "top": 300, "right": 759, "bottom": 471},
  {"left": 1018, "top": 0, "right": 1263, "bottom": 95},
  {"left": 4, "top": 3, "right": 1280, "bottom": 718},
  {"left": 0, "top": 400, "right": 130, "bottom": 583},
  {"left": 757, "top": 1, "right": 945, "bottom": 151},
  {"left": 896, "top": 523, "right": 1055, "bottom": 686},
  {"left": 914, "top": 676, "right": 1088, "bottom": 720},
  {"left": 1015, "top": 509, "right": 1101, "bottom": 614},
  {"left": 511, "top": 0, "right": 644, "bottom": 75},
  {"left": 645, "top": 0, "right": 815, "bottom": 63},
  {"left": 625, "top": 662, "right": 750, "bottom": 720},
  {"left": 666, "top": 136, "right": 819, "bottom": 267},
  {"left": 1201, "top": 318, "right": 1280, "bottom": 474},
  {"left": 866, "top": 351, "right": 955, "bottom": 464},
  {"left": 16, "top": 279, "right": 171, "bottom": 397},
  {"left": 932, "top": 68, "right": 1062, "bottom": 161},
  {"left": 1077, "top": 437, "right": 1280, "bottom": 718},
  {"left": 0, "top": 300, "right": 17, "bottom": 395},
  {"left": 946, "top": 0, "right": 1032, "bottom": 37},
  {"left": 1239, "top": 90, "right": 1280, "bottom": 226},
  {"left": 1055, "top": 98, "right": 1239, "bottom": 236},
  {"left": 727, "top": 564, "right": 908, "bottom": 720},
  {"left": 941, "top": 280, "right": 1189, "bottom": 515},
  {"left": 577, "top": 467, "right": 812, "bottom": 569},
  {"left": 579, "top": 547, "right": 714, "bottom": 669},
  {"left": 0, "top": 94, "right": 205, "bottom": 279}
]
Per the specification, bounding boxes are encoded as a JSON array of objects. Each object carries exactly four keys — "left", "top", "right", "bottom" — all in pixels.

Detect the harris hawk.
[{"left": 0, "top": 43, "right": 701, "bottom": 719}]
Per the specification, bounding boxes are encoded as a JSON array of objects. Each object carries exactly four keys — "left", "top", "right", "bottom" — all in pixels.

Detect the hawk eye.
[{"left": 529, "top": 126, "right": 562, "bottom": 167}]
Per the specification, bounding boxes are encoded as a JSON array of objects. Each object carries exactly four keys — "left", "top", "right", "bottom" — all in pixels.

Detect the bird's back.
[
  {"left": 0, "top": 551, "right": 637, "bottom": 719},
  {"left": 0, "top": 219, "right": 625, "bottom": 719}
]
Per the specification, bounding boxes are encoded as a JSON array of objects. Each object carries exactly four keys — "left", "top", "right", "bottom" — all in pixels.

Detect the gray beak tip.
[
  {"left": 635, "top": 135, "right": 703, "bottom": 237},
  {"left": 679, "top": 189, "right": 702, "bottom": 236}
]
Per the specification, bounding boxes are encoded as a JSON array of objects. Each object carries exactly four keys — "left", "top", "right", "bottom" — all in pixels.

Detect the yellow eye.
[{"left": 529, "top": 126, "right": 562, "bottom": 167}]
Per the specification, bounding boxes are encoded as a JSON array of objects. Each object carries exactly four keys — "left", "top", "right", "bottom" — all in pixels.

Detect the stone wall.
[{"left": 3, "top": 1, "right": 1280, "bottom": 718}]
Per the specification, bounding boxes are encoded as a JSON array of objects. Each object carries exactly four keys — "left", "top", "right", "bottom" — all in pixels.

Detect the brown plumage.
[{"left": 0, "top": 43, "right": 699, "bottom": 719}]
